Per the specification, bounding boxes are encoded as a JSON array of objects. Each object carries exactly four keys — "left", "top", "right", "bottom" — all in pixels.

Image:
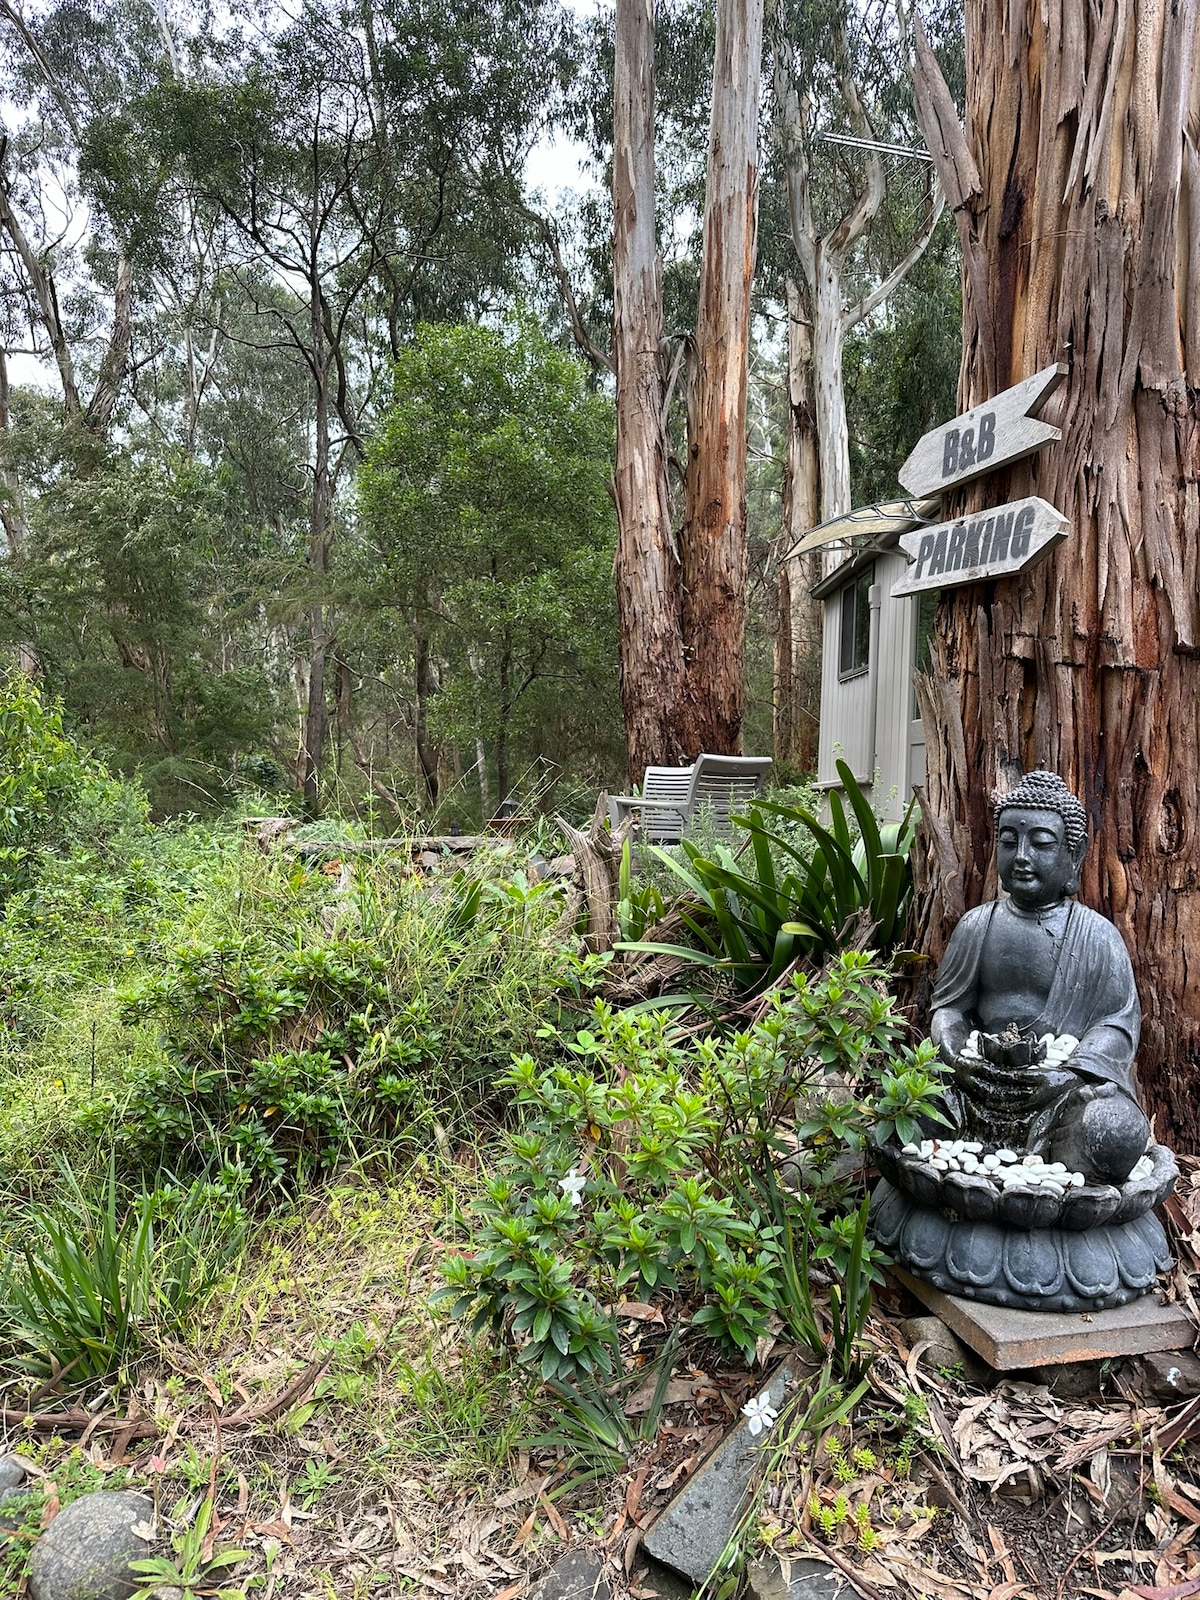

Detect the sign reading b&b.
[{"left": 897, "top": 363, "right": 1066, "bottom": 498}]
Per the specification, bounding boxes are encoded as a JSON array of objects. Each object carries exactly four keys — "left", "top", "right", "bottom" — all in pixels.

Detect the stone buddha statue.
[
  {"left": 870, "top": 770, "right": 1177, "bottom": 1312},
  {"left": 930, "top": 770, "right": 1149, "bottom": 1183}
]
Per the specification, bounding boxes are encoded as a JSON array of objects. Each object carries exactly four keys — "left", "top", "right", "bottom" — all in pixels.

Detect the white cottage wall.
[
  {"left": 816, "top": 547, "right": 922, "bottom": 821},
  {"left": 817, "top": 586, "right": 874, "bottom": 785}
]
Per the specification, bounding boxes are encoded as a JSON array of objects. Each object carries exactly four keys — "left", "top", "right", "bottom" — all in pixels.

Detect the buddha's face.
[{"left": 996, "top": 806, "right": 1081, "bottom": 909}]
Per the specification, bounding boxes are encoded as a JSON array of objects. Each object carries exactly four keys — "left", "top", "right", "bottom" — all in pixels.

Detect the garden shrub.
[
  {"left": 437, "top": 952, "right": 946, "bottom": 1380},
  {"left": 101, "top": 933, "right": 427, "bottom": 1186},
  {"left": 0, "top": 673, "right": 102, "bottom": 902},
  {"left": 86, "top": 853, "right": 581, "bottom": 1190},
  {"left": 618, "top": 762, "right": 916, "bottom": 998}
]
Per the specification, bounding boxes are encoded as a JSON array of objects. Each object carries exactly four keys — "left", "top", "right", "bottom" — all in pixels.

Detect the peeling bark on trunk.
[
  {"left": 909, "top": 3, "right": 1200, "bottom": 1150},
  {"left": 679, "top": 0, "right": 765, "bottom": 756},
  {"left": 612, "top": 0, "right": 686, "bottom": 779},
  {"left": 84, "top": 246, "right": 134, "bottom": 437}
]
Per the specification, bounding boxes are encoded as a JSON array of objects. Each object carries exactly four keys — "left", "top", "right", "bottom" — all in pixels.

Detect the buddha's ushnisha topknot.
[{"left": 993, "top": 770, "right": 1088, "bottom": 852}]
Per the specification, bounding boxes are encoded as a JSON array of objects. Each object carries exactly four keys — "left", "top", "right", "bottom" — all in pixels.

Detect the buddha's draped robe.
[{"left": 932, "top": 898, "right": 1141, "bottom": 1145}]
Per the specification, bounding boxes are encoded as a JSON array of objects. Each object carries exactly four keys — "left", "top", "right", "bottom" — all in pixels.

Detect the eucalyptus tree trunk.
[
  {"left": 679, "top": 0, "right": 765, "bottom": 755},
  {"left": 908, "top": 4, "right": 1200, "bottom": 1148},
  {"left": 773, "top": 279, "right": 822, "bottom": 769},
  {"left": 612, "top": 0, "right": 686, "bottom": 778}
]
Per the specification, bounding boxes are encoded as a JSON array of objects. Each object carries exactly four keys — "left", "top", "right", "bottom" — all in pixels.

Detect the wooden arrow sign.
[
  {"left": 897, "top": 363, "right": 1066, "bottom": 498},
  {"left": 890, "top": 496, "right": 1069, "bottom": 597}
]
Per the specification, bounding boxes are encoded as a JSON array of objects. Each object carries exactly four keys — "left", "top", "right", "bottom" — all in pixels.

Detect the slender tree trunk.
[
  {"left": 680, "top": 0, "right": 765, "bottom": 756},
  {"left": 414, "top": 628, "right": 439, "bottom": 809},
  {"left": 774, "top": 280, "right": 822, "bottom": 768},
  {"left": 469, "top": 648, "right": 491, "bottom": 819},
  {"left": 0, "top": 346, "right": 26, "bottom": 557},
  {"left": 299, "top": 307, "right": 333, "bottom": 815},
  {"left": 909, "top": 3, "right": 1200, "bottom": 1149},
  {"left": 612, "top": 0, "right": 686, "bottom": 779},
  {"left": 810, "top": 248, "right": 853, "bottom": 522},
  {"left": 496, "top": 645, "right": 511, "bottom": 807}
]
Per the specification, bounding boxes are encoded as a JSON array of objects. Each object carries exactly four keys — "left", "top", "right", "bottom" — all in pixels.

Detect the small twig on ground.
[
  {"left": 0, "top": 1406, "right": 159, "bottom": 1439},
  {"left": 799, "top": 1536, "right": 890, "bottom": 1600},
  {"left": 221, "top": 1351, "right": 334, "bottom": 1429},
  {"left": 918, "top": 1447, "right": 971, "bottom": 1520}
]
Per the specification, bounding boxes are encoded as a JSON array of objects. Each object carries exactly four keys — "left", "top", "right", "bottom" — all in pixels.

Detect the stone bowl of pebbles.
[{"left": 872, "top": 1135, "right": 1178, "bottom": 1231}]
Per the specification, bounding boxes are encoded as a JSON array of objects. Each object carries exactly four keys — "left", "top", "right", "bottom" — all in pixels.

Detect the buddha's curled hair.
[{"left": 993, "top": 770, "right": 1088, "bottom": 852}]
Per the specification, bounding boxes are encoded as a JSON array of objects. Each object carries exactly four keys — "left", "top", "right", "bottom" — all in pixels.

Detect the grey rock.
[
  {"left": 0, "top": 1455, "right": 26, "bottom": 1493},
  {"left": 29, "top": 1490, "right": 156, "bottom": 1600},
  {"left": 1029, "top": 1360, "right": 1105, "bottom": 1399},
  {"left": 636, "top": 1557, "right": 695, "bottom": 1600},
  {"left": 1140, "top": 1349, "right": 1200, "bottom": 1402},
  {"left": 530, "top": 1551, "right": 611, "bottom": 1600},
  {"left": 0, "top": 1480, "right": 35, "bottom": 1535},
  {"left": 643, "top": 1368, "right": 791, "bottom": 1586},
  {"left": 747, "top": 1554, "right": 865, "bottom": 1600},
  {"left": 901, "top": 1316, "right": 985, "bottom": 1380}
]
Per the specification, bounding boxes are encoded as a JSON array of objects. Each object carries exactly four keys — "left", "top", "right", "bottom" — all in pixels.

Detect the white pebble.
[
  {"left": 1043, "top": 1181, "right": 1065, "bottom": 1196},
  {"left": 963, "top": 1142, "right": 983, "bottom": 1154},
  {"left": 996, "top": 1150, "right": 1018, "bottom": 1163},
  {"left": 902, "top": 1143, "right": 920, "bottom": 1156},
  {"left": 931, "top": 1157, "right": 950, "bottom": 1171},
  {"left": 983, "top": 1154, "right": 1000, "bottom": 1171},
  {"left": 1069, "top": 1173, "right": 1085, "bottom": 1187}
]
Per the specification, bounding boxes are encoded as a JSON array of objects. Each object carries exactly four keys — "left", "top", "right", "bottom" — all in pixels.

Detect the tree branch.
[
  {"left": 824, "top": 21, "right": 886, "bottom": 261},
  {"left": 842, "top": 181, "right": 946, "bottom": 332},
  {"left": 515, "top": 200, "right": 614, "bottom": 374},
  {"left": 0, "top": 144, "right": 80, "bottom": 414}
]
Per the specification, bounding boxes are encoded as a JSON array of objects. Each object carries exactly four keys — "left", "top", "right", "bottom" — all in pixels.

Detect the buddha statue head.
[{"left": 992, "top": 770, "right": 1088, "bottom": 910}]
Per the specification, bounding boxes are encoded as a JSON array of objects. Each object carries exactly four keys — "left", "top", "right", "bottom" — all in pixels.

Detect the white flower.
[
  {"left": 559, "top": 1168, "right": 586, "bottom": 1206},
  {"left": 742, "top": 1393, "right": 779, "bottom": 1436}
]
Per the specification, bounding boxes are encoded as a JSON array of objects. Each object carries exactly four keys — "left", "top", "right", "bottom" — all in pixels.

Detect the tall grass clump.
[
  {"left": 0, "top": 675, "right": 580, "bottom": 1197},
  {"left": 0, "top": 1158, "right": 245, "bottom": 1383}
]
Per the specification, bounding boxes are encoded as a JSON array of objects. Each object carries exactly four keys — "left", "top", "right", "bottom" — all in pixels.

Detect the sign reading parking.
[{"left": 890, "top": 496, "right": 1068, "bottom": 597}]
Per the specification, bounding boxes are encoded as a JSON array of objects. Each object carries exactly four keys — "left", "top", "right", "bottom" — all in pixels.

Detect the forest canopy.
[{"left": 0, "top": 0, "right": 961, "bottom": 818}]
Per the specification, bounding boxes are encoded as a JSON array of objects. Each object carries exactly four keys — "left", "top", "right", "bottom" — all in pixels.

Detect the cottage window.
[{"left": 838, "top": 564, "right": 873, "bottom": 679}]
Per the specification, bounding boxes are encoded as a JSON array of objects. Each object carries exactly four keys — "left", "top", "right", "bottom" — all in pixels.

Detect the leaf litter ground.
[{"left": 7, "top": 1160, "right": 1200, "bottom": 1600}]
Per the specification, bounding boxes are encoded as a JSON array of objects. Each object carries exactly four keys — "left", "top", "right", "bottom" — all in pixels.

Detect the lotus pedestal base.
[{"left": 871, "top": 1179, "right": 1173, "bottom": 1312}]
